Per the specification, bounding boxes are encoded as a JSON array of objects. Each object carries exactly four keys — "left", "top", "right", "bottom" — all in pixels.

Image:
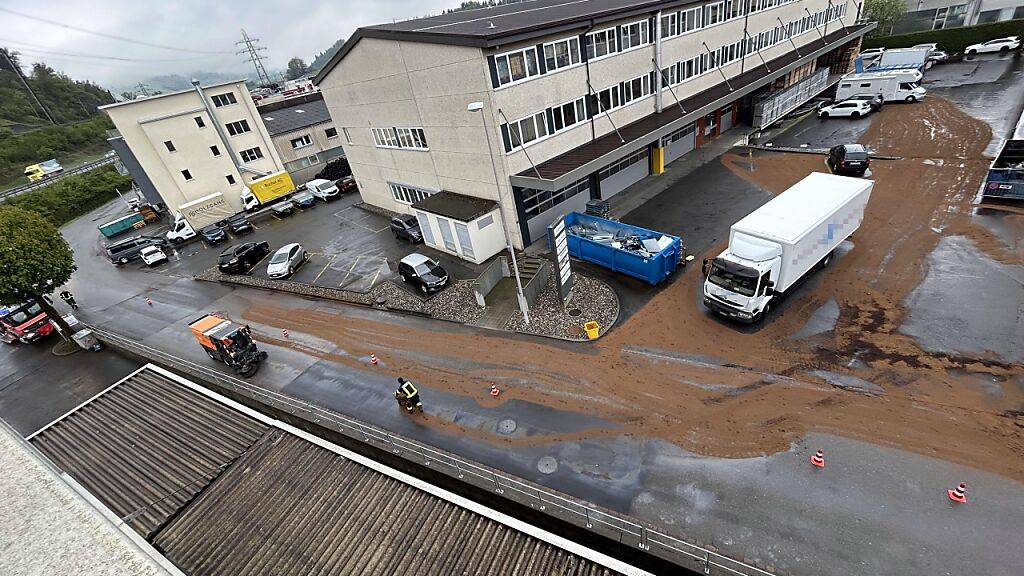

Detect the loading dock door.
[
  {"left": 663, "top": 125, "right": 696, "bottom": 165},
  {"left": 599, "top": 148, "right": 650, "bottom": 200},
  {"left": 720, "top": 105, "right": 735, "bottom": 132}
]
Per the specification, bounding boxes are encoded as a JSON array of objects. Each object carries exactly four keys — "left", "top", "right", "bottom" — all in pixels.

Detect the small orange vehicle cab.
[{"left": 188, "top": 315, "right": 237, "bottom": 350}]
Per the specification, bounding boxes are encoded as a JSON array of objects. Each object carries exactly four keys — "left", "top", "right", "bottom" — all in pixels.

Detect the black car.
[
  {"left": 270, "top": 201, "right": 295, "bottom": 218},
  {"left": 398, "top": 253, "right": 449, "bottom": 294},
  {"left": 218, "top": 241, "right": 271, "bottom": 274},
  {"left": 199, "top": 224, "right": 227, "bottom": 245},
  {"left": 105, "top": 235, "right": 167, "bottom": 265},
  {"left": 292, "top": 191, "right": 317, "bottom": 208},
  {"left": 827, "top": 144, "right": 871, "bottom": 176},
  {"left": 225, "top": 214, "right": 253, "bottom": 234},
  {"left": 390, "top": 214, "right": 422, "bottom": 243},
  {"left": 846, "top": 93, "right": 883, "bottom": 111}
]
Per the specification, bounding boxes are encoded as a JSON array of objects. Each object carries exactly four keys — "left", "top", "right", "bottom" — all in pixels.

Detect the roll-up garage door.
[
  {"left": 719, "top": 105, "right": 734, "bottom": 132},
  {"left": 662, "top": 124, "right": 696, "bottom": 165},
  {"left": 598, "top": 148, "right": 650, "bottom": 200}
]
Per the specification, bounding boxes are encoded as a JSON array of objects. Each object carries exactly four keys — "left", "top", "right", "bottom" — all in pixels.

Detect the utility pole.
[
  {"left": 1, "top": 48, "right": 55, "bottom": 124},
  {"left": 236, "top": 29, "right": 272, "bottom": 87}
]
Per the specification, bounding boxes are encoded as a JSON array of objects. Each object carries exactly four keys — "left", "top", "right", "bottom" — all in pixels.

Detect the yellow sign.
[{"left": 248, "top": 171, "right": 295, "bottom": 202}]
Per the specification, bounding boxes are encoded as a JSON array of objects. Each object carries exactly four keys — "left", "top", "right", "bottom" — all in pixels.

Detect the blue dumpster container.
[{"left": 562, "top": 212, "right": 682, "bottom": 285}]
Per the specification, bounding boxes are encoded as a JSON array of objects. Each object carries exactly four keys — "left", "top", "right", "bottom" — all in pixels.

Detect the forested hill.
[{"left": 0, "top": 48, "right": 114, "bottom": 128}]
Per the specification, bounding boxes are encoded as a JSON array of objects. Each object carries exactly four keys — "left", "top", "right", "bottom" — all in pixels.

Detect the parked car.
[
  {"left": 139, "top": 245, "right": 168, "bottom": 267},
  {"left": 926, "top": 49, "right": 949, "bottom": 63},
  {"left": 270, "top": 201, "right": 295, "bottom": 218},
  {"left": 292, "top": 191, "right": 317, "bottom": 208},
  {"left": 218, "top": 241, "right": 271, "bottom": 274},
  {"left": 105, "top": 235, "right": 167, "bottom": 265},
  {"left": 390, "top": 214, "right": 423, "bottom": 243},
  {"left": 844, "top": 93, "right": 884, "bottom": 111},
  {"left": 305, "top": 178, "right": 340, "bottom": 201},
  {"left": 965, "top": 36, "right": 1021, "bottom": 55},
  {"left": 398, "top": 253, "right": 449, "bottom": 294},
  {"left": 199, "top": 224, "right": 227, "bottom": 245},
  {"left": 912, "top": 43, "right": 939, "bottom": 51},
  {"left": 818, "top": 99, "right": 874, "bottom": 119},
  {"left": 225, "top": 214, "right": 254, "bottom": 235},
  {"left": 337, "top": 176, "right": 357, "bottom": 193},
  {"left": 266, "top": 243, "right": 307, "bottom": 279},
  {"left": 827, "top": 144, "right": 871, "bottom": 177}
]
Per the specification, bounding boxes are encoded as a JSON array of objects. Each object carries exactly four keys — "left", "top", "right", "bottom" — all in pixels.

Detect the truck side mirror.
[{"left": 701, "top": 258, "right": 710, "bottom": 277}]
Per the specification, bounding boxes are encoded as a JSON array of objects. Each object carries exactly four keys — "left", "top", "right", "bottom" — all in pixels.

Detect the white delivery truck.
[
  {"left": 166, "top": 192, "right": 238, "bottom": 243},
  {"left": 837, "top": 72, "right": 927, "bottom": 103},
  {"left": 702, "top": 172, "right": 873, "bottom": 323}
]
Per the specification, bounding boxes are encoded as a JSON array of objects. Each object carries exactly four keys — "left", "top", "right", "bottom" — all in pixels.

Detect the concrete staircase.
[{"left": 515, "top": 256, "right": 546, "bottom": 285}]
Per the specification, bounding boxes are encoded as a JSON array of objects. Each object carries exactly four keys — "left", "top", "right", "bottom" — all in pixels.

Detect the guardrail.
[
  {"left": 0, "top": 157, "right": 116, "bottom": 200},
  {"left": 90, "top": 327, "right": 780, "bottom": 576}
]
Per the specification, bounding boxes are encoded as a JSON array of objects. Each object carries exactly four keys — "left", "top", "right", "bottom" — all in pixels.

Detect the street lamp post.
[{"left": 467, "top": 101, "right": 530, "bottom": 325}]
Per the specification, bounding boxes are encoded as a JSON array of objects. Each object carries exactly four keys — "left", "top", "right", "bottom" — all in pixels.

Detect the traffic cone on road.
[
  {"left": 370, "top": 354, "right": 379, "bottom": 366},
  {"left": 490, "top": 384, "right": 500, "bottom": 397},
  {"left": 281, "top": 328, "right": 289, "bottom": 338},
  {"left": 948, "top": 482, "right": 968, "bottom": 503},
  {"left": 810, "top": 449, "right": 825, "bottom": 468},
  {"left": 146, "top": 297, "right": 153, "bottom": 306}
]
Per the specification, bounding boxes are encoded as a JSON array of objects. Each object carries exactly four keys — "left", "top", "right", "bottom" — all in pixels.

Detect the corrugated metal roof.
[
  {"left": 30, "top": 369, "right": 268, "bottom": 539},
  {"left": 153, "top": 430, "right": 620, "bottom": 576},
  {"left": 261, "top": 98, "right": 331, "bottom": 136}
]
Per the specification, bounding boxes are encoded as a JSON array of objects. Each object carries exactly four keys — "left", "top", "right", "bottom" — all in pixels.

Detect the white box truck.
[
  {"left": 837, "top": 72, "right": 927, "bottom": 103},
  {"left": 166, "top": 192, "right": 237, "bottom": 244},
  {"left": 702, "top": 172, "right": 873, "bottom": 323}
]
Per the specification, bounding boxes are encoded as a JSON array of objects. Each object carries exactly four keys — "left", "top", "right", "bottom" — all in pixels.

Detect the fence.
[
  {"left": 90, "top": 326, "right": 780, "bottom": 576},
  {"left": 753, "top": 68, "right": 830, "bottom": 129}
]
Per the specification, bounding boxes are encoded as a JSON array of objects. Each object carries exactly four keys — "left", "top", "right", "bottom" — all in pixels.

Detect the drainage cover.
[
  {"left": 497, "top": 419, "right": 517, "bottom": 435},
  {"left": 537, "top": 456, "right": 558, "bottom": 474},
  {"left": 567, "top": 308, "right": 582, "bottom": 317}
]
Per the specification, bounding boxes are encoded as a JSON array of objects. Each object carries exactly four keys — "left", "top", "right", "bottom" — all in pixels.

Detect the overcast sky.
[{"left": 1, "top": 0, "right": 455, "bottom": 88}]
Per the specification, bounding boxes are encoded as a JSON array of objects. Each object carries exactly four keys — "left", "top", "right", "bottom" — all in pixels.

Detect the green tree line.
[
  {"left": 0, "top": 115, "right": 113, "bottom": 187},
  {"left": 1, "top": 49, "right": 114, "bottom": 126},
  {"left": 3, "top": 165, "right": 133, "bottom": 227}
]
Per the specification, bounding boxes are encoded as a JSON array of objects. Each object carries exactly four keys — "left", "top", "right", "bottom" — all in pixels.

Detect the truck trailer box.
[{"left": 179, "top": 192, "right": 236, "bottom": 229}]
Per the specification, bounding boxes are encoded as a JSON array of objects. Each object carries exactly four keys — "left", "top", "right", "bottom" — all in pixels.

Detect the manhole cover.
[
  {"left": 537, "top": 456, "right": 558, "bottom": 474},
  {"left": 497, "top": 419, "right": 517, "bottom": 435},
  {"left": 567, "top": 308, "right": 583, "bottom": 317}
]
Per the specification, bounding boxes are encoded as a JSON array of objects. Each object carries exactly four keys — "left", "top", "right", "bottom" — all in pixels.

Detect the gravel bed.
[
  {"left": 424, "top": 280, "right": 486, "bottom": 324},
  {"left": 194, "top": 267, "right": 375, "bottom": 305},
  {"left": 369, "top": 281, "right": 427, "bottom": 314},
  {"left": 504, "top": 274, "right": 619, "bottom": 341}
]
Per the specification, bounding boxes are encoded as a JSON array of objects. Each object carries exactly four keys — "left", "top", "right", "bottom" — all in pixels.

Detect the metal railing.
[
  {"left": 1, "top": 157, "right": 116, "bottom": 200},
  {"left": 752, "top": 68, "right": 830, "bottom": 129},
  {"left": 91, "top": 327, "right": 779, "bottom": 576}
]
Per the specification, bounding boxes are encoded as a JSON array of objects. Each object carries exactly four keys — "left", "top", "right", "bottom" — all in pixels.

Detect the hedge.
[
  {"left": 2, "top": 166, "right": 134, "bottom": 227},
  {"left": 863, "top": 19, "right": 1024, "bottom": 53}
]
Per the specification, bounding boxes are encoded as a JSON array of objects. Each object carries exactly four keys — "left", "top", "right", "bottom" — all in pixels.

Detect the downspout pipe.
[{"left": 190, "top": 79, "right": 268, "bottom": 177}]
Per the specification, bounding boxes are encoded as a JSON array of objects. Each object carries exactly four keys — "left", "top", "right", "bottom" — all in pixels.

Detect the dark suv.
[
  {"left": 106, "top": 235, "right": 167, "bottom": 265},
  {"left": 218, "top": 241, "right": 271, "bottom": 274},
  {"left": 827, "top": 144, "right": 871, "bottom": 176},
  {"left": 225, "top": 214, "right": 253, "bottom": 234},
  {"left": 390, "top": 214, "right": 422, "bottom": 243},
  {"left": 200, "top": 224, "right": 227, "bottom": 245},
  {"left": 398, "top": 253, "right": 449, "bottom": 294}
]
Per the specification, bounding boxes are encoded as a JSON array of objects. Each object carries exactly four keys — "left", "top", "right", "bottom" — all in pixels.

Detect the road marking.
[
  {"left": 338, "top": 255, "right": 362, "bottom": 287},
  {"left": 313, "top": 254, "right": 337, "bottom": 283},
  {"left": 367, "top": 269, "right": 381, "bottom": 288}
]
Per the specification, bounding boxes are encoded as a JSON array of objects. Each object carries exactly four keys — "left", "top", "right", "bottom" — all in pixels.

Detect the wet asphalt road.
[{"left": 2, "top": 55, "right": 1024, "bottom": 576}]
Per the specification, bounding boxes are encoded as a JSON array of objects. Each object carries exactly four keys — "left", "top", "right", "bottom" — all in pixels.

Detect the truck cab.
[
  {"left": 166, "top": 214, "right": 198, "bottom": 244},
  {"left": 241, "top": 188, "right": 261, "bottom": 212},
  {"left": 703, "top": 240, "right": 782, "bottom": 323},
  {"left": 0, "top": 301, "right": 55, "bottom": 344},
  {"left": 24, "top": 159, "right": 63, "bottom": 182}
]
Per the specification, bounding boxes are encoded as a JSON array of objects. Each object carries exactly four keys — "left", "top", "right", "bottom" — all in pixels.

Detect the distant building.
[
  {"left": 893, "top": 0, "right": 1024, "bottom": 34},
  {"left": 258, "top": 93, "right": 345, "bottom": 185},
  {"left": 101, "top": 80, "right": 285, "bottom": 216}
]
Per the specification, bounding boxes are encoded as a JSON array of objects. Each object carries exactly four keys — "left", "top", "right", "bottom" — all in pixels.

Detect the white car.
[
  {"left": 139, "top": 245, "right": 168, "bottom": 267},
  {"left": 266, "top": 243, "right": 307, "bottom": 279},
  {"left": 912, "top": 43, "right": 938, "bottom": 51},
  {"left": 859, "top": 47, "right": 885, "bottom": 60},
  {"left": 305, "top": 178, "right": 339, "bottom": 201},
  {"left": 965, "top": 36, "right": 1021, "bottom": 55},
  {"left": 818, "top": 99, "right": 874, "bottom": 119}
]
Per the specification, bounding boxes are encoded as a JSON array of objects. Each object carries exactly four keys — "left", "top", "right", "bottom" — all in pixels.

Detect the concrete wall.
[{"left": 102, "top": 81, "right": 284, "bottom": 215}]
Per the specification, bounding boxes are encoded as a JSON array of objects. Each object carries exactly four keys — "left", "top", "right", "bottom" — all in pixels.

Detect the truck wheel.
[
  {"left": 759, "top": 303, "right": 771, "bottom": 323},
  {"left": 821, "top": 251, "right": 834, "bottom": 268},
  {"left": 905, "top": 95, "right": 917, "bottom": 103},
  {"left": 205, "top": 348, "right": 217, "bottom": 359}
]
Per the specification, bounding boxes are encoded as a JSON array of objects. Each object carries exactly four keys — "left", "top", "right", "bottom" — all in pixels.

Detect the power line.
[
  {"left": 236, "top": 29, "right": 272, "bottom": 87},
  {"left": 0, "top": 48, "right": 55, "bottom": 124},
  {"left": 2, "top": 41, "right": 222, "bottom": 63},
  {"left": 0, "top": 7, "right": 233, "bottom": 55}
]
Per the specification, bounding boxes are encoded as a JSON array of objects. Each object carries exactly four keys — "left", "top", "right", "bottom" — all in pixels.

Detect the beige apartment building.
[
  {"left": 316, "top": 0, "right": 874, "bottom": 260},
  {"left": 102, "top": 80, "right": 285, "bottom": 216}
]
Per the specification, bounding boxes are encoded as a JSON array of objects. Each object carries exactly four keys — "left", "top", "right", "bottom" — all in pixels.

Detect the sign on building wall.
[
  {"left": 547, "top": 215, "right": 573, "bottom": 304},
  {"left": 249, "top": 171, "right": 295, "bottom": 202}
]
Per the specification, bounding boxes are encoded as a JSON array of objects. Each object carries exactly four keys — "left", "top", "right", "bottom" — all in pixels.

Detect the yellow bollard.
[{"left": 584, "top": 321, "right": 600, "bottom": 340}]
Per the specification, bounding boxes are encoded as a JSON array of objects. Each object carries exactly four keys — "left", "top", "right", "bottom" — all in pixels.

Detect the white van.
[{"left": 837, "top": 73, "right": 927, "bottom": 103}]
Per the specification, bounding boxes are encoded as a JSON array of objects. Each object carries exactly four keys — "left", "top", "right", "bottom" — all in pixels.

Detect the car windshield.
[
  {"left": 317, "top": 182, "right": 333, "bottom": 192},
  {"left": 270, "top": 251, "right": 290, "bottom": 264},
  {"left": 6, "top": 303, "right": 42, "bottom": 325},
  {"left": 413, "top": 261, "right": 438, "bottom": 276},
  {"left": 708, "top": 261, "right": 758, "bottom": 297}
]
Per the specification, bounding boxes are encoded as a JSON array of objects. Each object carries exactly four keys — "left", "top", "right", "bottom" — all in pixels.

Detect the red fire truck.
[{"left": 0, "top": 301, "right": 56, "bottom": 345}]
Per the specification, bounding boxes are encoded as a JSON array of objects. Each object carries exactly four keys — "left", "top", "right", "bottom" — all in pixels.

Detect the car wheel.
[
  {"left": 1000, "top": 46, "right": 1009, "bottom": 53},
  {"left": 119, "top": 257, "right": 129, "bottom": 265},
  {"left": 850, "top": 111, "right": 860, "bottom": 119},
  {"left": 401, "top": 273, "right": 409, "bottom": 283},
  {"left": 905, "top": 95, "right": 916, "bottom": 103},
  {"left": 819, "top": 112, "right": 829, "bottom": 119},
  {"left": 420, "top": 284, "right": 428, "bottom": 294},
  {"left": 967, "top": 49, "right": 977, "bottom": 55},
  {"left": 288, "top": 266, "right": 294, "bottom": 277}
]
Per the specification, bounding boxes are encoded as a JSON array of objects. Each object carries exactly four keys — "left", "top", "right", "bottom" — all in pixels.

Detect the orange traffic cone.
[
  {"left": 281, "top": 328, "right": 289, "bottom": 338},
  {"left": 490, "top": 384, "right": 500, "bottom": 397},
  {"left": 948, "top": 482, "right": 967, "bottom": 503},
  {"left": 370, "top": 354, "right": 379, "bottom": 366},
  {"left": 810, "top": 449, "right": 825, "bottom": 468},
  {"left": 146, "top": 297, "right": 153, "bottom": 306}
]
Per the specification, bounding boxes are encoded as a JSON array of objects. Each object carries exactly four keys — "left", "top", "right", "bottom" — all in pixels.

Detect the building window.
[
  {"left": 478, "top": 214, "right": 494, "bottom": 230},
  {"left": 194, "top": 116, "right": 205, "bottom": 128},
  {"left": 211, "top": 92, "right": 237, "bottom": 107},
  {"left": 342, "top": 127, "right": 353, "bottom": 143},
  {"left": 520, "top": 178, "right": 589, "bottom": 218},
  {"left": 325, "top": 127, "right": 338, "bottom": 139},
  {"left": 226, "top": 174, "right": 236, "bottom": 185},
  {"left": 501, "top": 112, "right": 548, "bottom": 153},
  {"left": 181, "top": 169, "right": 192, "bottom": 181},
  {"left": 595, "top": 71, "right": 651, "bottom": 115},
  {"left": 226, "top": 120, "right": 251, "bottom": 136},
  {"left": 291, "top": 134, "right": 313, "bottom": 149},
  {"left": 705, "top": 1, "right": 726, "bottom": 26},
  {"left": 543, "top": 37, "right": 581, "bottom": 72},
  {"left": 551, "top": 96, "right": 587, "bottom": 134},
  {"left": 415, "top": 211, "right": 435, "bottom": 244},
  {"left": 494, "top": 46, "right": 540, "bottom": 87},
  {"left": 585, "top": 28, "right": 618, "bottom": 60},
  {"left": 389, "top": 182, "right": 436, "bottom": 204},
  {"left": 239, "top": 147, "right": 263, "bottom": 163},
  {"left": 372, "top": 127, "right": 427, "bottom": 150},
  {"left": 210, "top": 145, "right": 221, "bottom": 157},
  {"left": 164, "top": 140, "right": 176, "bottom": 152},
  {"left": 620, "top": 20, "right": 650, "bottom": 50}
]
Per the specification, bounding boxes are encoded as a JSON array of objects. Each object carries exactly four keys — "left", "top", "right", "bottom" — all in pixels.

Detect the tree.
[
  {"left": 286, "top": 57, "right": 309, "bottom": 80},
  {"left": 0, "top": 206, "right": 77, "bottom": 339},
  {"left": 863, "top": 0, "right": 907, "bottom": 36}
]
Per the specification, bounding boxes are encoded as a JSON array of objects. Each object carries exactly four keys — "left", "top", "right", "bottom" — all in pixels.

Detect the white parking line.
[
  {"left": 313, "top": 254, "right": 337, "bottom": 284},
  {"left": 338, "top": 255, "right": 362, "bottom": 287}
]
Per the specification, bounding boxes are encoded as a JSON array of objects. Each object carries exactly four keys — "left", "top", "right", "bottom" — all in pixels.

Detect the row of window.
[
  {"left": 390, "top": 182, "right": 436, "bottom": 204},
  {"left": 211, "top": 92, "right": 237, "bottom": 107},
  {"left": 181, "top": 170, "right": 238, "bottom": 185},
  {"left": 372, "top": 127, "right": 428, "bottom": 150},
  {"left": 520, "top": 178, "right": 589, "bottom": 217}
]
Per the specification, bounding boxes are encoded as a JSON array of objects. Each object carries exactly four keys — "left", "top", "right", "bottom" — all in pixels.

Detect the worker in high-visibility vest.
[{"left": 395, "top": 377, "right": 422, "bottom": 413}]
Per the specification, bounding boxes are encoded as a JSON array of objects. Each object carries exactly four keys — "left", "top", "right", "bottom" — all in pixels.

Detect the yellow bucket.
[{"left": 584, "top": 321, "right": 600, "bottom": 340}]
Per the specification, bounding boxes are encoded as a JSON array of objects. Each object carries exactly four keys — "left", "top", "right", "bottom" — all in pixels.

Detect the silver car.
[{"left": 266, "top": 243, "right": 307, "bottom": 279}]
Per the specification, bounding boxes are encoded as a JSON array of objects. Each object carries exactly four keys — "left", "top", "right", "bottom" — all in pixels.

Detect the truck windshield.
[
  {"left": 708, "top": 261, "right": 758, "bottom": 297},
  {"left": 6, "top": 303, "right": 42, "bottom": 325}
]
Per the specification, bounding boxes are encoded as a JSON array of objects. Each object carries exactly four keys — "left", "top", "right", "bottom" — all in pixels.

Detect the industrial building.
[
  {"left": 315, "top": 0, "right": 874, "bottom": 262},
  {"left": 102, "top": 80, "right": 288, "bottom": 217},
  {"left": 894, "top": 0, "right": 1024, "bottom": 33},
  {"left": 258, "top": 92, "right": 347, "bottom": 184}
]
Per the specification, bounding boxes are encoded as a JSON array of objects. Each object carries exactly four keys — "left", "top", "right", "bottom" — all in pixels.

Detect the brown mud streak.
[{"left": 241, "top": 96, "right": 1024, "bottom": 480}]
